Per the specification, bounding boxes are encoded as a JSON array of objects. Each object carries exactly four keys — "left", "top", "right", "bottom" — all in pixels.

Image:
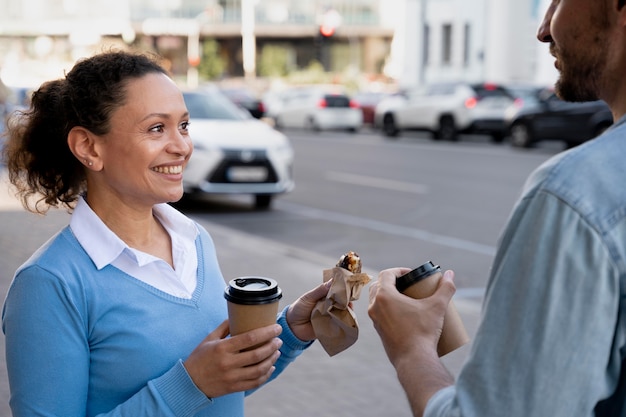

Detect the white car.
[
  {"left": 182, "top": 88, "right": 294, "bottom": 209},
  {"left": 272, "top": 86, "right": 363, "bottom": 132},
  {"left": 374, "top": 82, "right": 515, "bottom": 142}
]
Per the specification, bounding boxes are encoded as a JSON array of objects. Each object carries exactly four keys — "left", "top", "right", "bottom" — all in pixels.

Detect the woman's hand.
[
  {"left": 285, "top": 280, "right": 332, "bottom": 341},
  {"left": 184, "top": 320, "right": 283, "bottom": 398}
]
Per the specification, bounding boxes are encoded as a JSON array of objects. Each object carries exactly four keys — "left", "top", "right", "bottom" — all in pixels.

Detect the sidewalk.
[{"left": 0, "top": 173, "right": 482, "bottom": 417}]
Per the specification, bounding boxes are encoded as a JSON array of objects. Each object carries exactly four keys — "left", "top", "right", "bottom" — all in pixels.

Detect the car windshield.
[{"left": 183, "top": 90, "right": 249, "bottom": 121}]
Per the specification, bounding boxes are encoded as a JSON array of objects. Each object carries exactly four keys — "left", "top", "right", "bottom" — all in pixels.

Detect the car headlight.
[{"left": 273, "top": 143, "right": 294, "bottom": 158}]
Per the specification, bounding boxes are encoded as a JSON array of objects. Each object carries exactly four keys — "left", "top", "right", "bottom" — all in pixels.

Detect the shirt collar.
[{"left": 70, "top": 196, "right": 198, "bottom": 270}]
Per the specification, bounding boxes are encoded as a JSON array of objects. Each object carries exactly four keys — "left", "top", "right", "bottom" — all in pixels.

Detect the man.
[{"left": 368, "top": 1, "right": 626, "bottom": 416}]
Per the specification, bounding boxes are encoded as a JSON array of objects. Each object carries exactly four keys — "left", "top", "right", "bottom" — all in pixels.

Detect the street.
[
  {"left": 0, "top": 129, "right": 560, "bottom": 416},
  {"left": 178, "top": 128, "right": 558, "bottom": 291}
]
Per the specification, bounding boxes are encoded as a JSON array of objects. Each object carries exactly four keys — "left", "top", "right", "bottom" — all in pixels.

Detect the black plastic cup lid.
[
  {"left": 396, "top": 261, "right": 441, "bottom": 293},
  {"left": 224, "top": 277, "right": 283, "bottom": 305}
]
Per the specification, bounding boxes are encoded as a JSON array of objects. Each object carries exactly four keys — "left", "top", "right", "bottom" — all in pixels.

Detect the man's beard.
[{"left": 551, "top": 40, "right": 605, "bottom": 102}]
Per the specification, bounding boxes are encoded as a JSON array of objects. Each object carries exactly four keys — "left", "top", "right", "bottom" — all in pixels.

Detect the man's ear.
[{"left": 67, "top": 127, "right": 101, "bottom": 170}]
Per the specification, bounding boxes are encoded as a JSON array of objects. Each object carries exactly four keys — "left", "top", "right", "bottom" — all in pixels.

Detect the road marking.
[
  {"left": 198, "top": 216, "right": 487, "bottom": 301},
  {"left": 326, "top": 171, "right": 429, "bottom": 194},
  {"left": 279, "top": 201, "right": 497, "bottom": 257}
]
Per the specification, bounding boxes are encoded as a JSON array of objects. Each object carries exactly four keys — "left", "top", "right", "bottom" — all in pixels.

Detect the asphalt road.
[
  {"left": 178, "top": 129, "right": 559, "bottom": 293},
  {"left": 0, "top": 129, "right": 562, "bottom": 416}
]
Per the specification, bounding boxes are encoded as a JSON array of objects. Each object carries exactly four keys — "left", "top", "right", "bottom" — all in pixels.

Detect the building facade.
[
  {"left": 0, "top": 0, "right": 394, "bottom": 88},
  {"left": 0, "top": 0, "right": 557, "bottom": 90},
  {"left": 390, "top": 0, "right": 556, "bottom": 89}
]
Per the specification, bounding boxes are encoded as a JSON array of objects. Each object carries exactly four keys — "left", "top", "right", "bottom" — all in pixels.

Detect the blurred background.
[
  {"left": 0, "top": 2, "right": 596, "bottom": 416},
  {"left": 0, "top": 0, "right": 556, "bottom": 99}
]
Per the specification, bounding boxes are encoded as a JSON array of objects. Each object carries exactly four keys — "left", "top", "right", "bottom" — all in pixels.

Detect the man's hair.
[{"left": 620, "top": 0, "right": 625, "bottom": 9}]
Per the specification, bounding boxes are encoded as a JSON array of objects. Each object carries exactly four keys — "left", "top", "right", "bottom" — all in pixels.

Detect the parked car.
[
  {"left": 502, "top": 83, "right": 548, "bottom": 123},
  {"left": 507, "top": 88, "right": 613, "bottom": 148},
  {"left": 271, "top": 86, "right": 363, "bottom": 132},
  {"left": 182, "top": 87, "right": 294, "bottom": 209},
  {"left": 374, "top": 82, "right": 516, "bottom": 142},
  {"left": 352, "top": 91, "right": 390, "bottom": 126},
  {"left": 219, "top": 87, "right": 266, "bottom": 119}
]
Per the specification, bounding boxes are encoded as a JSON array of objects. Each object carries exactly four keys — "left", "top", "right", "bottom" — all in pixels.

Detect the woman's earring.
[{"left": 84, "top": 159, "right": 93, "bottom": 167}]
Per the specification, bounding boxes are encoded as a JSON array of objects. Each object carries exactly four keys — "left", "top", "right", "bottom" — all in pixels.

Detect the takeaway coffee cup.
[
  {"left": 396, "top": 261, "right": 469, "bottom": 357},
  {"left": 224, "top": 277, "right": 283, "bottom": 337}
]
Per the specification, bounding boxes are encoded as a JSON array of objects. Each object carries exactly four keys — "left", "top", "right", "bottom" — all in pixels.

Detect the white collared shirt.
[{"left": 70, "top": 197, "right": 199, "bottom": 299}]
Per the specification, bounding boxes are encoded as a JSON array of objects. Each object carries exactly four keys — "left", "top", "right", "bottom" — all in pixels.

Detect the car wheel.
[
  {"left": 491, "top": 132, "right": 505, "bottom": 143},
  {"left": 254, "top": 194, "right": 272, "bottom": 210},
  {"left": 435, "top": 115, "right": 457, "bottom": 141},
  {"left": 307, "top": 117, "right": 321, "bottom": 132},
  {"left": 510, "top": 122, "right": 534, "bottom": 148},
  {"left": 382, "top": 113, "right": 399, "bottom": 137}
]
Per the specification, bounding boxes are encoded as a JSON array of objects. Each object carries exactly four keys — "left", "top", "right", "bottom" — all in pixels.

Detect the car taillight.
[
  {"left": 258, "top": 102, "right": 266, "bottom": 112},
  {"left": 465, "top": 97, "right": 478, "bottom": 109},
  {"left": 317, "top": 98, "right": 328, "bottom": 108},
  {"left": 349, "top": 99, "right": 359, "bottom": 108}
]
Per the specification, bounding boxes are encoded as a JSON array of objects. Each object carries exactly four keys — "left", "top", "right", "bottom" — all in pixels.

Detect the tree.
[
  {"left": 198, "top": 39, "right": 226, "bottom": 80},
  {"left": 258, "top": 45, "right": 290, "bottom": 78}
]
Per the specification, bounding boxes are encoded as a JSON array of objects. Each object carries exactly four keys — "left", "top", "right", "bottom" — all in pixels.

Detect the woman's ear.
[{"left": 67, "top": 127, "right": 101, "bottom": 170}]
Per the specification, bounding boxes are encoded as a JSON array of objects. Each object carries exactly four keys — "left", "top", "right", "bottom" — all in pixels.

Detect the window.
[
  {"left": 463, "top": 23, "right": 470, "bottom": 67},
  {"left": 423, "top": 24, "right": 430, "bottom": 66},
  {"left": 442, "top": 23, "right": 452, "bottom": 65}
]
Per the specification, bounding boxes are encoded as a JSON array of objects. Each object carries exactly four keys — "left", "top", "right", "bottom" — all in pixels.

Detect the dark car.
[
  {"left": 219, "top": 87, "right": 266, "bottom": 119},
  {"left": 508, "top": 89, "right": 613, "bottom": 148}
]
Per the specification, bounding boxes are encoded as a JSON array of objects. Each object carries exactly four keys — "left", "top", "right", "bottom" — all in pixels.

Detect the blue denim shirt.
[{"left": 426, "top": 116, "right": 626, "bottom": 416}]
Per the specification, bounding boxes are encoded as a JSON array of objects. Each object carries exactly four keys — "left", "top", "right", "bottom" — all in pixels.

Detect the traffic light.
[
  {"left": 319, "top": 24, "right": 335, "bottom": 38},
  {"left": 318, "top": 8, "right": 340, "bottom": 38}
]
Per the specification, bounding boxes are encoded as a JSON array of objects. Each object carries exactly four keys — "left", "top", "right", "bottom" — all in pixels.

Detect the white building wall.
[
  {"left": 483, "top": 0, "right": 540, "bottom": 83},
  {"left": 393, "top": 0, "right": 558, "bottom": 88},
  {"left": 534, "top": 0, "right": 558, "bottom": 85},
  {"left": 384, "top": 0, "right": 422, "bottom": 88}
]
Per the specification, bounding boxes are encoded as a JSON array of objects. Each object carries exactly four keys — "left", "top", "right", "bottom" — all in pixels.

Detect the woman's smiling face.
[{"left": 93, "top": 72, "right": 192, "bottom": 208}]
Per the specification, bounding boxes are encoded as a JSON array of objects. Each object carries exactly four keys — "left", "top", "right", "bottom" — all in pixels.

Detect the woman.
[{"left": 1, "top": 50, "right": 330, "bottom": 416}]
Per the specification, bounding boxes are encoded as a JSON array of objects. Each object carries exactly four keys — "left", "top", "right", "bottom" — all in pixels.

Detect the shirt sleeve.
[
  {"left": 2, "top": 265, "right": 212, "bottom": 417},
  {"left": 425, "top": 189, "right": 620, "bottom": 417}
]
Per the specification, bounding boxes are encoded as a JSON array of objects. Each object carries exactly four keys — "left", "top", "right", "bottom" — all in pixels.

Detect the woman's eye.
[
  {"left": 180, "top": 121, "right": 190, "bottom": 132},
  {"left": 150, "top": 124, "right": 165, "bottom": 133}
]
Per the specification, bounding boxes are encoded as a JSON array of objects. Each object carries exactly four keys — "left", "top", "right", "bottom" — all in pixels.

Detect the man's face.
[{"left": 538, "top": 0, "right": 612, "bottom": 102}]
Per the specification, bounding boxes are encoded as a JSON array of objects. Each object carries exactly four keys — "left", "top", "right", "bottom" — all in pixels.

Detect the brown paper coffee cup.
[
  {"left": 397, "top": 262, "right": 469, "bottom": 357},
  {"left": 224, "top": 277, "right": 282, "bottom": 341}
]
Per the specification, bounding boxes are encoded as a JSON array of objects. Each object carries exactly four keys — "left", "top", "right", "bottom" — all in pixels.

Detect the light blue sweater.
[{"left": 2, "top": 224, "right": 310, "bottom": 416}]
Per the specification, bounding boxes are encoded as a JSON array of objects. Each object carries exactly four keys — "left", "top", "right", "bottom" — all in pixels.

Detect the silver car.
[{"left": 271, "top": 86, "right": 363, "bottom": 132}]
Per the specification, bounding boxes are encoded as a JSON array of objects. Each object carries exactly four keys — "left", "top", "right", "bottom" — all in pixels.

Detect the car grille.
[{"left": 208, "top": 149, "right": 279, "bottom": 183}]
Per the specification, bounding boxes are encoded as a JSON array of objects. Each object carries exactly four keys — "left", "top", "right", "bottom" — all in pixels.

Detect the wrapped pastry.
[{"left": 310, "top": 251, "right": 371, "bottom": 356}]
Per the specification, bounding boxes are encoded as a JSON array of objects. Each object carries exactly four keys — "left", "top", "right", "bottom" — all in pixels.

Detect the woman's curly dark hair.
[{"left": 1, "top": 50, "right": 167, "bottom": 213}]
